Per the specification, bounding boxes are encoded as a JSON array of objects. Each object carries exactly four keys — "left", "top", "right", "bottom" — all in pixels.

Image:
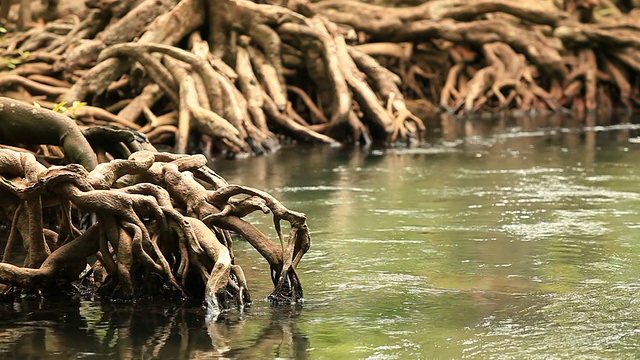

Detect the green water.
[{"left": 2, "top": 114, "right": 640, "bottom": 358}]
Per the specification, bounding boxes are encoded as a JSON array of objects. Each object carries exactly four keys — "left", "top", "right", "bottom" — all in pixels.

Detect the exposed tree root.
[
  {"left": 316, "top": 0, "right": 640, "bottom": 117},
  {"left": 0, "top": 100, "right": 310, "bottom": 312},
  {"left": 0, "top": 0, "right": 424, "bottom": 156},
  {"left": 1, "top": 0, "right": 640, "bottom": 314},
  {"left": 1, "top": 0, "right": 636, "bottom": 156}
]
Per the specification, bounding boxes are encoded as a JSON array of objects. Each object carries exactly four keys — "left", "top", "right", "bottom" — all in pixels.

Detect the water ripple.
[{"left": 276, "top": 185, "right": 374, "bottom": 192}]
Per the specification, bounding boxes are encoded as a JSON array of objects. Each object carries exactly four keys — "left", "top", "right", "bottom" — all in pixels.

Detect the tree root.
[
  {"left": 315, "top": 0, "right": 640, "bottom": 118},
  {"left": 0, "top": 0, "right": 427, "bottom": 156},
  {"left": 6, "top": 0, "right": 636, "bottom": 151},
  {"left": 0, "top": 145, "right": 310, "bottom": 310}
]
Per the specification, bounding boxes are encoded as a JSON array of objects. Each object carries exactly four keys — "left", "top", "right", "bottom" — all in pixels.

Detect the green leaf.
[
  {"left": 71, "top": 101, "right": 87, "bottom": 109},
  {"left": 0, "top": 27, "right": 6, "bottom": 33},
  {"left": 5, "top": 58, "right": 21, "bottom": 69},
  {"left": 33, "top": 101, "right": 41, "bottom": 108},
  {"left": 52, "top": 101, "right": 68, "bottom": 113},
  {"left": 596, "top": 8, "right": 617, "bottom": 16}
]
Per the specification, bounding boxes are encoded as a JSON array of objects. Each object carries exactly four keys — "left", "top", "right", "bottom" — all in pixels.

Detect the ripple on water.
[
  {"left": 276, "top": 185, "right": 374, "bottom": 192},
  {"left": 467, "top": 284, "right": 640, "bottom": 358},
  {"left": 322, "top": 272, "right": 430, "bottom": 296},
  {"left": 584, "top": 174, "right": 640, "bottom": 182},
  {"left": 371, "top": 208, "right": 434, "bottom": 216},
  {"left": 502, "top": 209, "right": 610, "bottom": 241},
  {"left": 474, "top": 180, "right": 640, "bottom": 208},
  {"left": 459, "top": 167, "right": 565, "bottom": 176},
  {"left": 530, "top": 186, "right": 640, "bottom": 202},
  {"left": 384, "top": 147, "right": 462, "bottom": 155},
  {"left": 494, "top": 130, "right": 552, "bottom": 139},
  {"left": 341, "top": 238, "right": 424, "bottom": 244}
]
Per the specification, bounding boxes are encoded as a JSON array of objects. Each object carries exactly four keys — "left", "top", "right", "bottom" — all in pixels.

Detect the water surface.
[{"left": 2, "top": 113, "right": 640, "bottom": 358}]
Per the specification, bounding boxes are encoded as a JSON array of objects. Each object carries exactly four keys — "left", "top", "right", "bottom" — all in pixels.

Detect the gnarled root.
[{"left": 0, "top": 149, "right": 310, "bottom": 309}]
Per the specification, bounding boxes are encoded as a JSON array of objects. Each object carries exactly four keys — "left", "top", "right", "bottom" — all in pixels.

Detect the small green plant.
[
  {"left": 67, "top": 100, "right": 88, "bottom": 118},
  {"left": 17, "top": 50, "right": 30, "bottom": 59},
  {"left": 52, "top": 101, "right": 68, "bottom": 113},
  {"left": 51, "top": 100, "right": 87, "bottom": 118},
  {"left": 0, "top": 26, "right": 6, "bottom": 43},
  {"left": 0, "top": 49, "right": 32, "bottom": 70},
  {"left": 1, "top": 57, "right": 21, "bottom": 69},
  {"left": 596, "top": 8, "right": 617, "bottom": 17}
]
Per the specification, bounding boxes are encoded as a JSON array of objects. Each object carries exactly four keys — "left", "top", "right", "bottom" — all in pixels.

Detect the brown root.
[{"left": 0, "top": 146, "right": 310, "bottom": 309}]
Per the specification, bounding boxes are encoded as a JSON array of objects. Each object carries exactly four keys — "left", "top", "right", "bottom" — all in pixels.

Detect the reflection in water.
[
  {"left": 2, "top": 112, "right": 640, "bottom": 358},
  {"left": 0, "top": 298, "right": 308, "bottom": 359},
  {"left": 207, "top": 305, "right": 309, "bottom": 359}
]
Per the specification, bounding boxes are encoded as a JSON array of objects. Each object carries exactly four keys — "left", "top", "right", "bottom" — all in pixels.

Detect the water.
[{"left": 2, "top": 113, "right": 640, "bottom": 358}]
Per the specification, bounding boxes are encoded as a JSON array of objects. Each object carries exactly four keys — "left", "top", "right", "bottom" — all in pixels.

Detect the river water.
[{"left": 1, "top": 113, "right": 640, "bottom": 359}]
